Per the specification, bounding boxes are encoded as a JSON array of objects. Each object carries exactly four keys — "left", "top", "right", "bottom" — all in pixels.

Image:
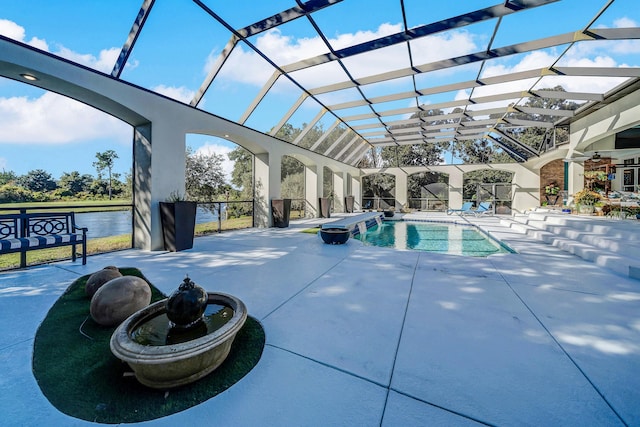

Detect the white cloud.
[
  {"left": 0, "top": 19, "right": 48, "bottom": 50},
  {"left": 55, "top": 46, "right": 120, "bottom": 74},
  {"left": 152, "top": 85, "right": 196, "bottom": 103},
  {"left": 0, "top": 19, "right": 119, "bottom": 73},
  {"left": 0, "top": 157, "right": 7, "bottom": 170},
  {"left": 0, "top": 92, "right": 130, "bottom": 144},
  {"left": 195, "top": 142, "right": 234, "bottom": 180}
]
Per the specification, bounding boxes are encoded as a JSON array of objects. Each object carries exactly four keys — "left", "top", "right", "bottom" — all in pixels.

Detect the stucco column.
[
  {"left": 567, "top": 161, "right": 584, "bottom": 205},
  {"left": 448, "top": 169, "right": 464, "bottom": 209},
  {"left": 133, "top": 121, "right": 187, "bottom": 251},
  {"left": 253, "top": 153, "right": 270, "bottom": 228},
  {"left": 333, "top": 171, "right": 345, "bottom": 212},
  {"left": 351, "top": 175, "right": 362, "bottom": 211},
  {"left": 394, "top": 170, "right": 407, "bottom": 210},
  {"left": 511, "top": 166, "right": 540, "bottom": 213},
  {"left": 304, "top": 164, "right": 318, "bottom": 217}
]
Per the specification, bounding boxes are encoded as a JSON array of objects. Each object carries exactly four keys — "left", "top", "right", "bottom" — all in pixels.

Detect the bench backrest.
[
  {"left": 0, "top": 215, "right": 20, "bottom": 239},
  {"left": 0, "top": 212, "right": 77, "bottom": 238}
]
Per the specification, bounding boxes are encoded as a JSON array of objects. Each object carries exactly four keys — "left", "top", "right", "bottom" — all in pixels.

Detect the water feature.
[
  {"left": 357, "top": 221, "right": 367, "bottom": 236},
  {"left": 110, "top": 277, "right": 247, "bottom": 389},
  {"left": 354, "top": 221, "right": 514, "bottom": 256},
  {"left": 131, "top": 304, "right": 234, "bottom": 346}
]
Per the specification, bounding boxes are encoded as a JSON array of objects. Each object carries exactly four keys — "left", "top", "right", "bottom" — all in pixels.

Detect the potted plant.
[
  {"left": 159, "top": 191, "right": 197, "bottom": 251},
  {"left": 544, "top": 182, "right": 560, "bottom": 195},
  {"left": 573, "top": 188, "right": 601, "bottom": 215},
  {"left": 544, "top": 182, "right": 561, "bottom": 205}
]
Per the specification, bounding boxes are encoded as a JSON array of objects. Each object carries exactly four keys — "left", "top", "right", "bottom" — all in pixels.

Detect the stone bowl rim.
[{"left": 110, "top": 292, "right": 247, "bottom": 363}]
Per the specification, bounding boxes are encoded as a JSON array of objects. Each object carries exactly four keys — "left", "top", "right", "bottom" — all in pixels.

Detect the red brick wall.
[{"left": 540, "top": 159, "right": 565, "bottom": 202}]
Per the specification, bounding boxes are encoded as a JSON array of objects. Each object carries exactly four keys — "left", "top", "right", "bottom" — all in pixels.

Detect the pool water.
[{"left": 354, "top": 221, "right": 512, "bottom": 256}]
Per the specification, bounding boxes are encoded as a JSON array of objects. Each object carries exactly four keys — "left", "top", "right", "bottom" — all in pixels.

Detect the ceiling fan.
[{"left": 591, "top": 152, "right": 601, "bottom": 162}]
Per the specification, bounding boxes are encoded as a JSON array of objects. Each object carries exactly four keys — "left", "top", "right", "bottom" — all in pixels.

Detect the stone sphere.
[
  {"left": 90, "top": 276, "right": 152, "bottom": 326},
  {"left": 85, "top": 266, "right": 122, "bottom": 298}
]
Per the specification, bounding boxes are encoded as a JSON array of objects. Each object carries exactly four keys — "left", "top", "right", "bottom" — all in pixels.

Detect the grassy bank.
[{"left": 0, "top": 216, "right": 253, "bottom": 270}]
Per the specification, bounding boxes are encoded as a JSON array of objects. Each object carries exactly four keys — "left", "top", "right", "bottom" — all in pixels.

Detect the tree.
[
  {"left": 0, "top": 170, "right": 17, "bottom": 186},
  {"left": 18, "top": 169, "right": 57, "bottom": 192},
  {"left": 185, "top": 147, "right": 226, "bottom": 201},
  {"left": 93, "top": 150, "right": 119, "bottom": 200},
  {"left": 58, "top": 171, "right": 93, "bottom": 195},
  {"left": 229, "top": 146, "right": 253, "bottom": 198}
]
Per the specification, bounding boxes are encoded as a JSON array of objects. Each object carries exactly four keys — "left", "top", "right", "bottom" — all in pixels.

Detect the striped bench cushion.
[{"left": 0, "top": 234, "right": 84, "bottom": 251}]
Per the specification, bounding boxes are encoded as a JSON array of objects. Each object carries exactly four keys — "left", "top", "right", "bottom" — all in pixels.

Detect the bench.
[{"left": 0, "top": 212, "right": 88, "bottom": 268}]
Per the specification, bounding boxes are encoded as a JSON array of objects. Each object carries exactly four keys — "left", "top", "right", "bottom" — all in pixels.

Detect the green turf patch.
[
  {"left": 33, "top": 267, "right": 265, "bottom": 424},
  {"left": 300, "top": 227, "right": 321, "bottom": 234}
]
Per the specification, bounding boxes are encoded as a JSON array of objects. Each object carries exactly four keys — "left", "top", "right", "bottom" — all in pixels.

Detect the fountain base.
[{"left": 110, "top": 292, "right": 247, "bottom": 389}]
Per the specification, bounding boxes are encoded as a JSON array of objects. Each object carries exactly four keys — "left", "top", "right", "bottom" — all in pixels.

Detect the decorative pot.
[
  {"left": 159, "top": 201, "right": 197, "bottom": 251},
  {"left": 319, "top": 228, "right": 350, "bottom": 244}
]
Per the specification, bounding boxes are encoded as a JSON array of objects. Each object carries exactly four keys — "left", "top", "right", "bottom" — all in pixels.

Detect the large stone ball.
[
  {"left": 90, "top": 276, "right": 152, "bottom": 326},
  {"left": 85, "top": 266, "right": 123, "bottom": 298}
]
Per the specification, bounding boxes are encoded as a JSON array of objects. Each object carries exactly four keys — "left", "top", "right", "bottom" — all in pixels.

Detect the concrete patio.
[{"left": 0, "top": 213, "right": 638, "bottom": 426}]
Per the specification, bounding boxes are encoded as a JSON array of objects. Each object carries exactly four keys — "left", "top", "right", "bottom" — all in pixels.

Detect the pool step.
[{"left": 501, "top": 213, "right": 640, "bottom": 279}]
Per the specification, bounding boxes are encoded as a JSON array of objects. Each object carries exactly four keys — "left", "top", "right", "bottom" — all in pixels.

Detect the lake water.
[{"left": 76, "top": 208, "right": 219, "bottom": 239}]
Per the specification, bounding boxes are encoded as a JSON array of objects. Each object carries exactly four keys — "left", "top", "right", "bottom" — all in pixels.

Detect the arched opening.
[
  {"left": 463, "top": 169, "right": 514, "bottom": 214},
  {"left": 186, "top": 134, "right": 255, "bottom": 231},
  {"left": 408, "top": 172, "right": 449, "bottom": 211},
  {"left": 540, "top": 159, "right": 566, "bottom": 206},
  {"left": 362, "top": 173, "right": 395, "bottom": 210},
  {"left": 281, "top": 155, "right": 305, "bottom": 219}
]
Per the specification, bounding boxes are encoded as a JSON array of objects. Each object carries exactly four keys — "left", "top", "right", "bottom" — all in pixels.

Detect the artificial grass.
[
  {"left": 32, "top": 267, "right": 265, "bottom": 424},
  {"left": 300, "top": 227, "right": 321, "bottom": 234}
]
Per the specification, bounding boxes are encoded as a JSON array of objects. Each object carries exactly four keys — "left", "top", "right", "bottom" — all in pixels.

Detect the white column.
[
  {"left": 253, "top": 153, "right": 271, "bottom": 228},
  {"left": 394, "top": 170, "right": 407, "bottom": 211},
  {"left": 305, "top": 164, "right": 318, "bottom": 218},
  {"left": 351, "top": 175, "right": 362, "bottom": 211},
  {"left": 133, "top": 121, "right": 188, "bottom": 251},
  {"left": 567, "top": 162, "right": 584, "bottom": 205},
  {"left": 448, "top": 170, "right": 464, "bottom": 209},
  {"left": 333, "top": 171, "right": 345, "bottom": 212},
  {"left": 511, "top": 166, "right": 540, "bottom": 213}
]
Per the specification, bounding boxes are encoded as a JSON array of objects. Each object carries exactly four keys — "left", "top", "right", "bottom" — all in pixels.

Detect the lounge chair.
[
  {"left": 470, "top": 202, "right": 493, "bottom": 217},
  {"left": 446, "top": 202, "right": 473, "bottom": 215}
]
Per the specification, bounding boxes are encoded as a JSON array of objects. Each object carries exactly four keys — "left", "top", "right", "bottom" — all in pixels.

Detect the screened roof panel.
[
  {"left": 0, "top": 1, "right": 139, "bottom": 72},
  {"left": 358, "top": 76, "right": 417, "bottom": 101},
  {"left": 402, "top": 0, "right": 498, "bottom": 28},
  {"left": 196, "top": 0, "right": 298, "bottom": 30},
  {"left": 288, "top": 61, "right": 351, "bottom": 90},
  {"left": 244, "top": 17, "right": 328, "bottom": 68},
  {"left": 408, "top": 21, "right": 495, "bottom": 65},
  {"left": 310, "top": 0, "right": 405, "bottom": 51},
  {"left": 491, "top": 0, "right": 599, "bottom": 48},
  {"left": 2, "top": 0, "right": 639, "bottom": 166}
]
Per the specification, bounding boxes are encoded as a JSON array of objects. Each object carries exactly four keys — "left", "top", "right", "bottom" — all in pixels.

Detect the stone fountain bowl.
[{"left": 110, "top": 292, "right": 247, "bottom": 389}]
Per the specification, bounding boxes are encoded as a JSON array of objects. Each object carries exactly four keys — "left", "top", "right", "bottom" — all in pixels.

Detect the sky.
[{"left": 0, "top": 0, "right": 639, "bottom": 181}]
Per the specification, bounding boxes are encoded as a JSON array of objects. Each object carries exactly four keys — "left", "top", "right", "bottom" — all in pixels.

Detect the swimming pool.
[{"left": 353, "top": 221, "right": 513, "bottom": 256}]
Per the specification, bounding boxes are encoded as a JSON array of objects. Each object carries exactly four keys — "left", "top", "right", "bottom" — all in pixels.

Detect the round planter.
[
  {"left": 110, "top": 292, "right": 247, "bottom": 389},
  {"left": 319, "top": 228, "right": 350, "bottom": 244},
  {"left": 578, "top": 205, "right": 594, "bottom": 215}
]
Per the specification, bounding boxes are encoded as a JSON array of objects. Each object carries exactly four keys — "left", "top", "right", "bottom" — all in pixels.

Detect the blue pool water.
[{"left": 354, "top": 221, "right": 513, "bottom": 257}]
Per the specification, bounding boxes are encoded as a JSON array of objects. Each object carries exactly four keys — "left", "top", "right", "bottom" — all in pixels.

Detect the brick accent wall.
[{"left": 540, "top": 159, "right": 564, "bottom": 204}]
